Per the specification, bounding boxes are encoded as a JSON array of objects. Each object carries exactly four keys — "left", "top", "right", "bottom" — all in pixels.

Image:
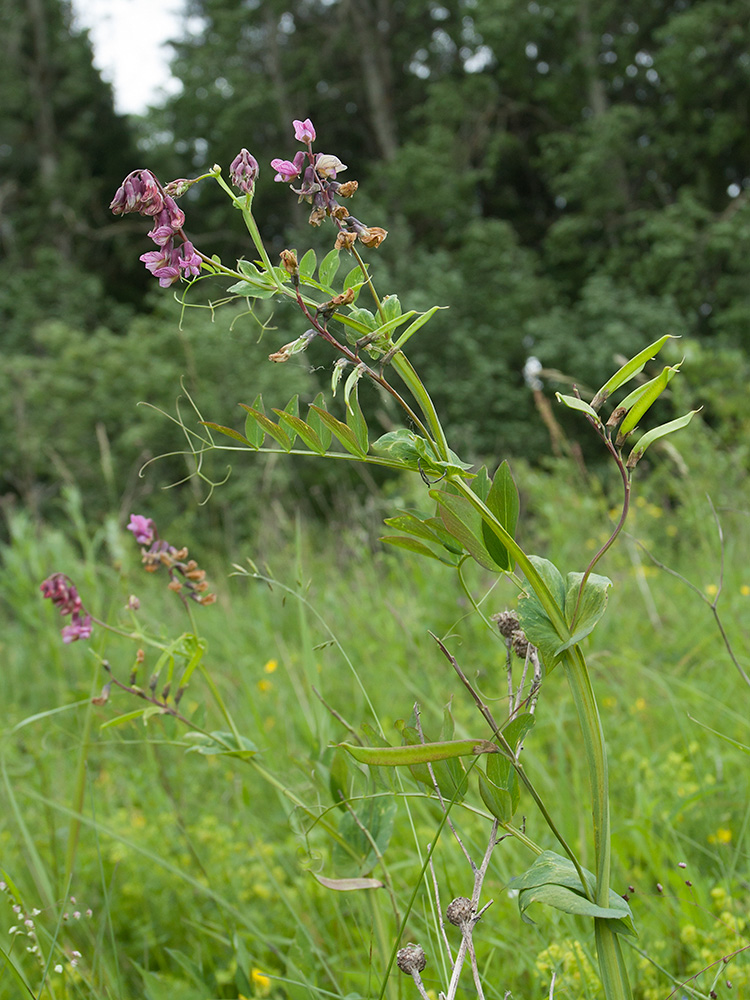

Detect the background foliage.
[{"left": 2, "top": 0, "right": 750, "bottom": 529}]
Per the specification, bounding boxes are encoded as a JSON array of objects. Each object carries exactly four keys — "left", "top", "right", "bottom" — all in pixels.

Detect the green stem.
[
  {"left": 390, "top": 353, "right": 451, "bottom": 461},
  {"left": 198, "top": 664, "right": 243, "bottom": 744},
  {"left": 448, "top": 475, "right": 631, "bottom": 997},
  {"left": 211, "top": 171, "right": 282, "bottom": 287},
  {"left": 448, "top": 477, "right": 570, "bottom": 640},
  {"left": 562, "top": 644, "right": 632, "bottom": 999}
]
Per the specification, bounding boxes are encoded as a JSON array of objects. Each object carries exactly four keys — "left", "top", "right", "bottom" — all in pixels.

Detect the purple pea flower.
[
  {"left": 179, "top": 241, "right": 202, "bottom": 278},
  {"left": 127, "top": 514, "right": 156, "bottom": 545},
  {"left": 293, "top": 118, "right": 316, "bottom": 143},
  {"left": 61, "top": 612, "right": 93, "bottom": 644},
  {"left": 271, "top": 155, "right": 304, "bottom": 183},
  {"left": 147, "top": 224, "right": 175, "bottom": 247},
  {"left": 40, "top": 573, "right": 94, "bottom": 644},
  {"left": 139, "top": 248, "right": 181, "bottom": 287},
  {"left": 229, "top": 149, "right": 259, "bottom": 194}
]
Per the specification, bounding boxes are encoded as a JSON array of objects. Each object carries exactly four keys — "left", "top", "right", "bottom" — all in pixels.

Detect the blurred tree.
[{"left": 0, "top": 0, "right": 146, "bottom": 348}]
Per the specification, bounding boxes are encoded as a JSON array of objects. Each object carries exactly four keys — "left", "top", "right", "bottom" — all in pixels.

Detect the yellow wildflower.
[
  {"left": 257, "top": 679, "right": 272, "bottom": 693},
  {"left": 263, "top": 659, "right": 278, "bottom": 673},
  {"left": 252, "top": 968, "right": 272, "bottom": 995},
  {"left": 708, "top": 827, "right": 732, "bottom": 845}
]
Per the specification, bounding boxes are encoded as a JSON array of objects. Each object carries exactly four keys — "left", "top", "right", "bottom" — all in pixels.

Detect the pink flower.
[
  {"left": 127, "top": 514, "right": 156, "bottom": 545},
  {"left": 61, "top": 612, "right": 93, "bottom": 644},
  {"left": 293, "top": 118, "right": 316, "bottom": 143},
  {"left": 139, "top": 249, "right": 181, "bottom": 287},
  {"left": 40, "top": 574, "right": 83, "bottom": 615},
  {"left": 271, "top": 157, "right": 303, "bottom": 183},
  {"left": 40, "top": 574, "right": 94, "bottom": 643},
  {"left": 179, "top": 241, "right": 202, "bottom": 277},
  {"left": 147, "top": 224, "right": 174, "bottom": 247},
  {"left": 229, "top": 148, "right": 259, "bottom": 194},
  {"left": 315, "top": 153, "right": 347, "bottom": 179}
]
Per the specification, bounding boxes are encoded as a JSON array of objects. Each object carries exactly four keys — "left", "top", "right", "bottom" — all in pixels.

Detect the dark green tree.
[{"left": 0, "top": 0, "right": 146, "bottom": 348}]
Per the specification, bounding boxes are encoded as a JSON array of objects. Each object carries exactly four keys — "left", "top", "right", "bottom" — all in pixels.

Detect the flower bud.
[
  {"left": 279, "top": 249, "right": 298, "bottom": 276},
  {"left": 446, "top": 897, "right": 474, "bottom": 927},
  {"left": 492, "top": 610, "right": 519, "bottom": 638},
  {"left": 396, "top": 943, "right": 426, "bottom": 975},
  {"left": 230, "top": 148, "right": 259, "bottom": 194}
]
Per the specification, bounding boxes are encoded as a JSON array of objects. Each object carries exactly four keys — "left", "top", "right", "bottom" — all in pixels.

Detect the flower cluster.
[
  {"left": 271, "top": 118, "right": 387, "bottom": 248},
  {"left": 229, "top": 148, "right": 259, "bottom": 195},
  {"left": 110, "top": 169, "right": 201, "bottom": 287},
  {"left": 127, "top": 514, "right": 216, "bottom": 606},
  {"left": 40, "top": 573, "right": 93, "bottom": 644}
]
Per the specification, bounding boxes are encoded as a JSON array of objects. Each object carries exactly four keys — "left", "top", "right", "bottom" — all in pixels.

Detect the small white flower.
[{"left": 54, "top": 964, "right": 63, "bottom": 974}]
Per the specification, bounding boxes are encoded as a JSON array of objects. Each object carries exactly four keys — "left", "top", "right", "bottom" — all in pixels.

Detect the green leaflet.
[
  {"left": 512, "top": 851, "right": 636, "bottom": 936},
  {"left": 200, "top": 421, "right": 251, "bottom": 445},
  {"left": 481, "top": 461, "right": 520, "bottom": 571},
  {"left": 591, "top": 334, "right": 678, "bottom": 409},
  {"left": 309, "top": 404, "right": 366, "bottom": 457},
  {"left": 626, "top": 409, "right": 700, "bottom": 468},
  {"left": 517, "top": 558, "right": 612, "bottom": 671}
]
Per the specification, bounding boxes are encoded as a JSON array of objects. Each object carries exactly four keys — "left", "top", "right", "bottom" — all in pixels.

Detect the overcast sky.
[{"left": 71, "top": 0, "right": 185, "bottom": 115}]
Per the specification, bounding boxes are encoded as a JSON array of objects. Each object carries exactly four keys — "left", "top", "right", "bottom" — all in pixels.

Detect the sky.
[{"left": 71, "top": 0, "right": 186, "bottom": 115}]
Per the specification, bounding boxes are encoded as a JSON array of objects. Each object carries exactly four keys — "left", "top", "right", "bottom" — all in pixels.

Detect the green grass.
[{"left": 1, "top": 455, "right": 750, "bottom": 1000}]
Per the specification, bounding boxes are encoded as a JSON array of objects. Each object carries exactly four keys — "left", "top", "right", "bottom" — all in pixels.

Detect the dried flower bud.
[
  {"left": 511, "top": 630, "right": 530, "bottom": 659},
  {"left": 492, "top": 610, "right": 519, "bottom": 638},
  {"left": 92, "top": 683, "right": 111, "bottom": 706},
  {"left": 279, "top": 249, "right": 298, "bottom": 276},
  {"left": 331, "top": 204, "right": 350, "bottom": 220},
  {"left": 308, "top": 205, "right": 326, "bottom": 227},
  {"left": 335, "top": 231, "right": 357, "bottom": 250},
  {"left": 269, "top": 346, "right": 292, "bottom": 363},
  {"left": 396, "top": 943, "right": 426, "bottom": 975},
  {"left": 446, "top": 897, "right": 473, "bottom": 927},
  {"left": 337, "top": 180, "right": 359, "bottom": 198},
  {"left": 328, "top": 288, "right": 356, "bottom": 308},
  {"left": 358, "top": 226, "right": 388, "bottom": 248}
]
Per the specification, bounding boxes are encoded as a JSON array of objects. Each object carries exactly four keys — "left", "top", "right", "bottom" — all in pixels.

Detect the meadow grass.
[{"left": 1, "top": 452, "right": 750, "bottom": 1000}]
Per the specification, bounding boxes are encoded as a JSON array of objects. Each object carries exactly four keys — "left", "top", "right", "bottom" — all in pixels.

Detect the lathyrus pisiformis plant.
[{"left": 50, "top": 118, "right": 698, "bottom": 1000}]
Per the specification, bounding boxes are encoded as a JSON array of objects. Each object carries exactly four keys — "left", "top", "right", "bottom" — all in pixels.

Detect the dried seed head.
[
  {"left": 446, "top": 896, "right": 473, "bottom": 926},
  {"left": 511, "top": 630, "right": 530, "bottom": 659},
  {"left": 492, "top": 610, "right": 519, "bottom": 639},
  {"left": 396, "top": 943, "right": 426, "bottom": 975}
]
